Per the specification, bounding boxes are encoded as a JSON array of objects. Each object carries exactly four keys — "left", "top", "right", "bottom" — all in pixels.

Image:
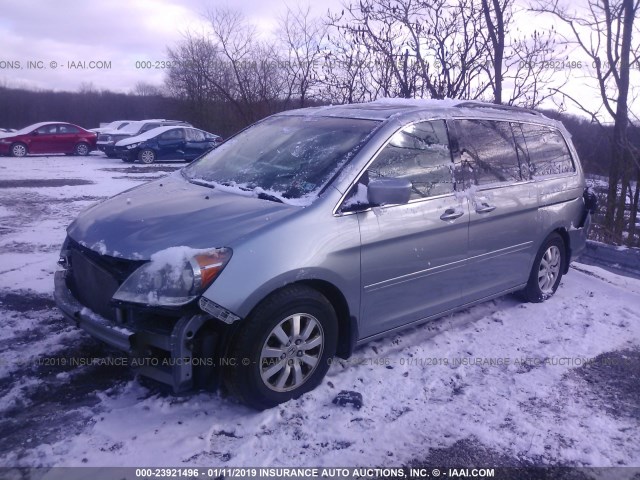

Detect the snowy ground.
[{"left": 1, "top": 155, "right": 639, "bottom": 469}]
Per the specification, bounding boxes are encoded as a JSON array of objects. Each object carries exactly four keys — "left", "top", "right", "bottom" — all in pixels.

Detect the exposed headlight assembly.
[
  {"left": 126, "top": 142, "right": 141, "bottom": 149},
  {"left": 113, "top": 247, "right": 232, "bottom": 307}
]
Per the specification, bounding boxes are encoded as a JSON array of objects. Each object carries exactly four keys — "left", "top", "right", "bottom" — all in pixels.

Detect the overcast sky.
[{"left": 0, "top": 0, "right": 338, "bottom": 92}]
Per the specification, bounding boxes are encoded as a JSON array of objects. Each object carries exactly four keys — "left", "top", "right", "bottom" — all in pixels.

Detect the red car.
[{"left": 0, "top": 122, "right": 97, "bottom": 157}]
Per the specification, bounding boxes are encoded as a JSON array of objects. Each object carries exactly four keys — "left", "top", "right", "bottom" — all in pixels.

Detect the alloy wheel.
[
  {"left": 259, "top": 313, "right": 324, "bottom": 392},
  {"left": 538, "top": 245, "right": 561, "bottom": 293}
]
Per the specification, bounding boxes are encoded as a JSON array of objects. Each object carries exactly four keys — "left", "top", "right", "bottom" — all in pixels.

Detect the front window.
[
  {"left": 36, "top": 125, "right": 58, "bottom": 135},
  {"left": 183, "top": 115, "right": 380, "bottom": 204},
  {"left": 366, "top": 120, "right": 454, "bottom": 199}
]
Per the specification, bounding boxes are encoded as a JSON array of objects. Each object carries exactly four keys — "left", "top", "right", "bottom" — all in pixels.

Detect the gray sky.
[{"left": 0, "top": 0, "right": 336, "bottom": 92}]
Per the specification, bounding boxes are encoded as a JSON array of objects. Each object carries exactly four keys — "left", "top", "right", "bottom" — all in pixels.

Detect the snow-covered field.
[{"left": 1, "top": 155, "right": 639, "bottom": 469}]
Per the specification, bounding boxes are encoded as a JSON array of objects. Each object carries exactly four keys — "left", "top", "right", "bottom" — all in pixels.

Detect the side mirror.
[
  {"left": 367, "top": 178, "right": 411, "bottom": 206},
  {"left": 32, "top": 131, "right": 39, "bottom": 136}
]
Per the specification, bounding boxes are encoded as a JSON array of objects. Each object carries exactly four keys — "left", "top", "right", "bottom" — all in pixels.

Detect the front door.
[
  {"left": 352, "top": 120, "right": 470, "bottom": 339},
  {"left": 157, "top": 128, "right": 186, "bottom": 160},
  {"left": 29, "top": 124, "right": 58, "bottom": 153}
]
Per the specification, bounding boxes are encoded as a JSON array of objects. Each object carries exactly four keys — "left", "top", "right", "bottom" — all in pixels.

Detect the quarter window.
[
  {"left": 519, "top": 124, "right": 575, "bottom": 177},
  {"left": 455, "top": 120, "right": 521, "bottom": 186},
  {"left": 186, "top": 129, "right": 205, "bottom": 141},
  {"left": 366, "top": 120, "right": 454, "bottom": 200}
]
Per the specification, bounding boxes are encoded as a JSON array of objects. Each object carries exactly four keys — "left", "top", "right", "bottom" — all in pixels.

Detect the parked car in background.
[
  {"left": 0, "top": 122, "right": 97, "bottom": 157},
  {"left": 97, "top": 119, "right": 191, "bottom": 157},
  {"left": 55, "top": 99, "right": 593, "bottom": 409},
  {"left": 114, "top": 126, "right": 222, "bottom": 164},
  {"left": 90, "top": 120, "right": 133, "bottom": 134},
  {"left": 0, "top": 128, "right": 17, "bottom": 133}
]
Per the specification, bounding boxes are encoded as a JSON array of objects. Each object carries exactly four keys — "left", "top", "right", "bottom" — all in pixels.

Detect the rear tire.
[
  {"left": 138, "top": 149, "right": 156, "bottom": 164},
  {"left": 74, "top": 142, "right": 90, "bottom": 156},
  {"left": 11, "top": 143, "right": 27, "bottom": 157},
  {"left": 223, "top": 285, "right": 337, "bottom": 410},
  {"left": 522, "top": 233, "right": 565, "bottom": 302}
]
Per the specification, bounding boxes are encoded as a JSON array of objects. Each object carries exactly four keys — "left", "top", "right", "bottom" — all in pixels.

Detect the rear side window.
[
  {"left": 366, "top": 120, "right": 454, "bottom": 199},
  {"left": 59, "top": 125, "right": 80, "bottom": 134},
  {"left": 454, "top": 120, "right": 521, "bottom": 186},
  {"left": 519, "top": 124, "right": 575, "bottom": 177},
  {"left": 160, "top": 128, "right": 185, "bottom": 140}
]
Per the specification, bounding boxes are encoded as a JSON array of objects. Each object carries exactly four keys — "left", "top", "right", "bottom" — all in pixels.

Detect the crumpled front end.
[{"left": 53, "top": 237, "right": 237, "bottom": 393}]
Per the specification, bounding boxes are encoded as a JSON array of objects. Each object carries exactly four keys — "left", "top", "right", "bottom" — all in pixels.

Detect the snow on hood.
[
  {"left": 67, "top": 173, "right": 300, "bottom": 260},
  {"left": 115, "top": 126, "right": 179, "bottom": 146}
]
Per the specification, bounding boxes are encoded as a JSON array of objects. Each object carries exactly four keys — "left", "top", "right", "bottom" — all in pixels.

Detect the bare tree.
[
  {"left": 328, "top": 0, "right": 490, "bottom": 100},
  {"left": 532, "top": 0, "right": 640, "bottom": 244},
  {"left": 132, "top": 82, "right": 163, "bottom": 97},
  {"left": 205, "top": 8, "right": 289, "bottom": 122},
  {"left": 278, "top": 5, "right": 327, "bottom": 106},
  {"left": 480, "top": 0, "right": 560, "bottom": 106},
  {"left": 166, "top": 32, "right": 226, "bottom": 127}
]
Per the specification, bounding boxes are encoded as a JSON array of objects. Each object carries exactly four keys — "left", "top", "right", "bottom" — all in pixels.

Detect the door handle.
[
  {"left": 475, "top": 203, "right": 496, "bottom": 213},
  {"left": 440, "top": 208, "right": 464, "bottom": 221}
]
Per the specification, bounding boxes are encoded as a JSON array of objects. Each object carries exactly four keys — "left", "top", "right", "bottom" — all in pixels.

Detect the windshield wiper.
[
  {"left": 257, "top": 192, "right": 284, "bottom": 203},
  {"left": 188, "top": 178, "right": 216, "bottom": 189}
]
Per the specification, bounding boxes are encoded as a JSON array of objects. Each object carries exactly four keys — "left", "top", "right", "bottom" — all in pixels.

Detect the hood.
[
  {"left": 67, "top": 172, "right": 300, "bottom": 260},
  {"left": 0, "top": 132, "right": 16, "bottom": 139}
]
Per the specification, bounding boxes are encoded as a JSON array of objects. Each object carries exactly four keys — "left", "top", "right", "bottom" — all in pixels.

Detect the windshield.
[
  {"left": 119, "top": 121, "right": 148, "bottom": 134},
  {"left": 14, "top": 123, "right": 52, "bottom": 135},
  {"left": 183, "top": 115, "right": 380, "bottom": 205}
]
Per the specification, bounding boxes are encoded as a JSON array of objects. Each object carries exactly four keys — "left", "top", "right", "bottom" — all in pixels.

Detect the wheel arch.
[
  {"left": 214, "top": 279, "right": 357, "bottom": 362},
  {"left": 296, "top": 279, "right": 357, "bottom": 359},
  {"left": 553, "top": 227, "right": 571, "bottom": 274}
]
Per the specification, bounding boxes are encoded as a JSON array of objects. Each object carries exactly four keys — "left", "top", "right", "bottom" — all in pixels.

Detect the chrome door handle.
[
  {"left": 475, "top": 203, "right": 496, "bottom": 213},
  {"left": 440, "top": 208, "right": 464, "bottom": 221}
]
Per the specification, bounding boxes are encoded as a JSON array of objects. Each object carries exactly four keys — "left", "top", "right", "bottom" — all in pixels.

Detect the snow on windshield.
[{"left": 183, "top": 115, "right": 381, "bottom": 206}]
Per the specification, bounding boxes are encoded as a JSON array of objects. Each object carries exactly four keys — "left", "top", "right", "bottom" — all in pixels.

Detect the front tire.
[
  {"left": 11, "top": 143, "right": 27, "bottom": 157},
  {"left": 224, "top": 285, "right": 337, "bottom": 409},
  {"left": 138, "top": 149, "right": 156, "bottom": 164},
  {"left": 523, "top": 233, "right": 565, "bottom": 302}
]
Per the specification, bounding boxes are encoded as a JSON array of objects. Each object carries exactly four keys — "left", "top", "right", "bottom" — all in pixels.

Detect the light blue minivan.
[{"left": 55, "top": 99, "right": 592, "bottom": 408}]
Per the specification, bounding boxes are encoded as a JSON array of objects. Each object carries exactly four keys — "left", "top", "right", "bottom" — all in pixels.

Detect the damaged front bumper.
[{"left": 54, "top": 270, "right": 230, "bottom": 393}]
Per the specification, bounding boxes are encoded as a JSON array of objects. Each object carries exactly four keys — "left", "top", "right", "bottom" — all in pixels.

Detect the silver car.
[{"left": 54, "top": 100, "right": 592, "bottom": 408}]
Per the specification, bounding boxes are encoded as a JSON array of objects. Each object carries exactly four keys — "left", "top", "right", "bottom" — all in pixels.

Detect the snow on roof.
[
  {"left": 116, "top": 126, "right": 183, "bottom": 146},
  {"left": 15, "top": 122, "right": 62, "bottom": 134},
  {"left": 370, "top": 97, "right": 464, "bottom": 108}
]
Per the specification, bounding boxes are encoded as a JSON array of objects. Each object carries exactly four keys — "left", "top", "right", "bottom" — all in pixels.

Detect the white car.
[{"left": 90, "top": 120, "right": 133, "bottom": 135}]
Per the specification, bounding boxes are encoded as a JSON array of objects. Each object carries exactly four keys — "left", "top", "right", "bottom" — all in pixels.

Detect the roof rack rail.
[{"left": 454, "top": 102, "right": 542, "bottom": 117}]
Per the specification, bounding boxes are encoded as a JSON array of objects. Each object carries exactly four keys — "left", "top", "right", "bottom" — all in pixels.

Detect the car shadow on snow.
[{"left": 0, "top": 290, "right": 141, "bottom": 461}]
